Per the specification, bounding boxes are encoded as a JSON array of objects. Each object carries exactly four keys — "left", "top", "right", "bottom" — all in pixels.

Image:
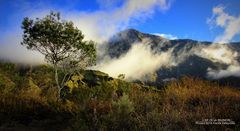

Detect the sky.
[
  {"left": 0, "top": 0, "right": 240, "bottom": 42},
  {"left": 0, "top": 0, "right": 240, "bottom": 79}
]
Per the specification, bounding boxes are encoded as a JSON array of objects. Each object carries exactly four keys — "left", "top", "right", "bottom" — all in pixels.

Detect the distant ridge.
[{"left": 105, "top": 29, "right": 240, "bottom": 87}]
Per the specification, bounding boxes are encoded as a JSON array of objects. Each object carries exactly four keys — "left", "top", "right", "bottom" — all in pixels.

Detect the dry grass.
[
  {"left": 0, "top": 74, "right": 240, "bottom": 130},
  {"left": 0, "top": 88, "right": 76, "bottom": 130},
  {"left": 162, "top": 76, "right": 240, "bottom": 130}
]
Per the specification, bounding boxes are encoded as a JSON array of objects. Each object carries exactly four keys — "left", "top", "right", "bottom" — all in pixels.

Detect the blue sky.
[
  {"left": 139, "top": 0, "right": 240, "bottom": 41},
  {"left": 0, "top": 0, "right": 240, "bottom": 42}
]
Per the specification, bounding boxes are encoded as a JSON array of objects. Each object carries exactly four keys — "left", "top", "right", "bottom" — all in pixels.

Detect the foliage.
[
  {"left": 0, "top": 73, "right": 15, "bottom": 93},
  {"left": 21, "top": 11, "right": 96, "bottom": 98},
  {"left": 0, "top": 62, "right": 240, "bottom": 130},
  {"left": 21, "top": 12, "right": 96, "bottom": 68},
  {"left": 118, "top": 74, "right": 125, "bottom": 80}
]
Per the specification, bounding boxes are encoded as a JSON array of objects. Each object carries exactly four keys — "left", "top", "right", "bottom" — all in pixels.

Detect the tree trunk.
[{"left": 54, "top": 66, "right": 61, "bottom": 99}]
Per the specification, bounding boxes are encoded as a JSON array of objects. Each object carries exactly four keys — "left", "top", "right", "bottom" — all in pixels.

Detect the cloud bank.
[
  {"left": 2, "top": 1, "right": 239, "bottom": 81},
  {"left": 203, "top": 45, "right": 240, "bottom": 79},
  {"left": 202, "top": 5, "right": 240, "bottom": 79},
  {"left": 68, "top": 0, "right": 173, "bottom": 42},
  {"left": 193, "top": 43, "right": 240, "bottom": 79},
  {"left": 0, "top": 0, "right": 173, "bottom": 66},
  {"left": 0, "top": 34, "right": 45, "bottom": 64},
  {"left": 94, "top": 39, "right": 175, "bottom": 80}
]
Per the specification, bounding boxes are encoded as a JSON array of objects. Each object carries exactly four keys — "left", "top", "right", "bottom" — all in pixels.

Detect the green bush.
[{"left": 0, "top": 73, "right": 15, "bottom": 94}]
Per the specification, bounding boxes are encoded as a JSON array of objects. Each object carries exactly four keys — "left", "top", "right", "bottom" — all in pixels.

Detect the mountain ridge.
[{"left": 105, "top": 29, "right": 240, "bottom": 87}]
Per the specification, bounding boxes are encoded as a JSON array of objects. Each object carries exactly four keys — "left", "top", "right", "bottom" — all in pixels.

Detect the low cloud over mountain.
[{"left": 94, "top": 29, "right": 240, "bottom": 85}]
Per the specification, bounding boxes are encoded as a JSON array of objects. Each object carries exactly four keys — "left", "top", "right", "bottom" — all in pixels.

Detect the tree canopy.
[
  {"left": 21, "top": 12, "right": 96, "bottom": 98},
  {"left": 21, "top": 12, "right": 96, "bottom": 68}
]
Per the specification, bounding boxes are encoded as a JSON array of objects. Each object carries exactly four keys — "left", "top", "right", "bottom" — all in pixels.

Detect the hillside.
[
  {"left": 0, "top": 62, "right": 240, "bottom": 130},
  {"left": 1, "top": 0, "right": 240, "bottom": 130},
  {"left": 105, "top": 29, "right": 240, "bottom": 87}
]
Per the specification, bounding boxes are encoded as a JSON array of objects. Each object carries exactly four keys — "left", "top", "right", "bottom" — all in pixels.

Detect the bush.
[{"left": 0, "top": 73, "right": 15, "bottom": 94}]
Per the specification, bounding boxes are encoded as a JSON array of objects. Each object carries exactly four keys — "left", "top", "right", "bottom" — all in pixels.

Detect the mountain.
[{"left": 105, "top": 29, "right": 240, "bottom": 87}]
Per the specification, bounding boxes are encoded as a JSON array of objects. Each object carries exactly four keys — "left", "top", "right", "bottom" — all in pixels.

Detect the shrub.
[
  {"left": 162, "top": 76, "right": 240, "bottom": 130},
  {"left": 0, "top": 73, "right": 15, "bottom": 94}
]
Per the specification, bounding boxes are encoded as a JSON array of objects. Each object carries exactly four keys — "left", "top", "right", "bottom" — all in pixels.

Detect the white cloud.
[
  {"left": 196, "top": 44, "right": 238, "bottom": 65},
  {"left": 0, "top": 0, "right": 173, "bottom": 65},
  {"left": 202, "top": 5, "right": 240, "bottom": 79},
  {"left": 207, "top": 65, "right": 240, "bottom": 79},
  {"left": 194, "top": 44, "right": 240, "bottom": 79},
  {"left": 207, "top": 5, "right": 240, "bottom": 43},
  {"left": 93, "top": 39, "right": 175, "bottom": 80},
  {"left": 67, "top": 0, "right": 173, "bottom": 43},
  {"left": 153, "top": 33, "right": 178, "bottom": 40}
]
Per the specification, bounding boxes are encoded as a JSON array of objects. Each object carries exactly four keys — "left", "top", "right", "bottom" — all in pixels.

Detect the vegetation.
[
  {"left": 0, "top": 62, "right": 239, "bottom": 130},
  {"left": 0, "top": 11, "right": 239, "bottom": 131},
  {"left": 21, "top": 12, "right": 96, "bottom": 98}
]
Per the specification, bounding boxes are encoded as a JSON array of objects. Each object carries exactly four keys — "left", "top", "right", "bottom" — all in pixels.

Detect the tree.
[{"left": 21, "top": 12, "right": 96, "bottom": 98}]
